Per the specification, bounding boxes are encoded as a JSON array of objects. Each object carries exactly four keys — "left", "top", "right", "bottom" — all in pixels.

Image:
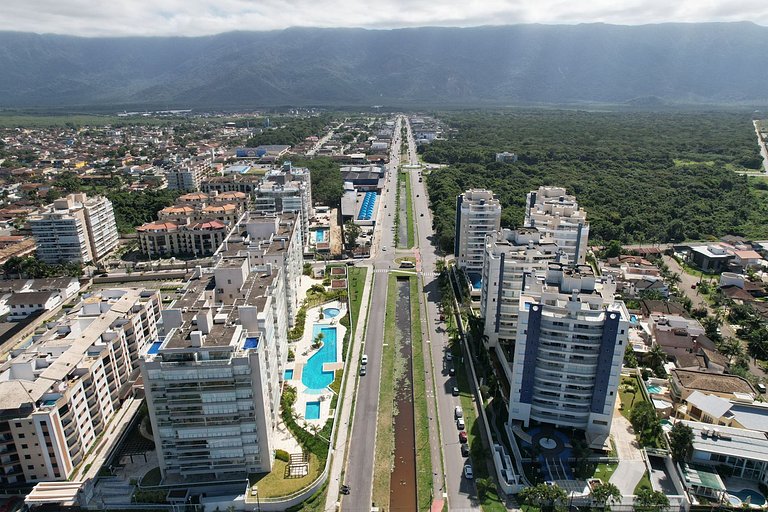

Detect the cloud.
[{"left": 1, "top": 0, "right": 767, "bottom": 37}]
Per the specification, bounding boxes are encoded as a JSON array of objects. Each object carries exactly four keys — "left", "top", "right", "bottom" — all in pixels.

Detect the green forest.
[{"left": 422, "top": 110, "right": 768, "bottom": 251}]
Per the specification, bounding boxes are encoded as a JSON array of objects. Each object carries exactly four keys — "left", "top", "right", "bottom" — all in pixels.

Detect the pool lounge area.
[{"left": 289, "top": 299, "right": 347, "bottom": 427}]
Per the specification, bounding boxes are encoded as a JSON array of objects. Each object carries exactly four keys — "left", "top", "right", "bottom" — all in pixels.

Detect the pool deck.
[{"left": 290, "top": 299, "right": 347, "bottom": 428}]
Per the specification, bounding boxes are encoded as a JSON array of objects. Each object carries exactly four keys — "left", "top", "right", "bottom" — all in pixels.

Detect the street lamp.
[{"left": 255, "top": 485, "right": 261, "bottom": 512}]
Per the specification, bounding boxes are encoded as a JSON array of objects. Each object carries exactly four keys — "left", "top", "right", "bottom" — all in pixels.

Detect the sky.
[{"left": 1, "top": 0, "right": 767, "bottom": 37}]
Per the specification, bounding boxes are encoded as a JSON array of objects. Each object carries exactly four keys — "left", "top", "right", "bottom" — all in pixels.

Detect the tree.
[
  {"left": 475, "top": 477, "right": 495, "bottom": 500},
  {"left": 519, "top": 482, "right": 568, "bottom": 512},
  {"left": 635, "top": 488, "right": 669, "bottom": 511},
  {"left": 630, "top": 401, "right": 662, "bottom": 447},
  {"left": 668, "top": 422, "right": 694, "bottom": 463},
  {"left": 590, "top": 482, "right": 622, "bottom": 510},
  {"left": 646, "top": 344, "right": 667, "bottom": 376},
  {"left": 343, "top": 221, "right": 361, "bottom": 248},
  {"left": 602, "top": 240, "right": 623, "bottom": 258}
]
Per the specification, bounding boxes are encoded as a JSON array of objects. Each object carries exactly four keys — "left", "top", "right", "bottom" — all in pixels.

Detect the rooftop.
[{"left": 672, "top": 369, "right": 755, "bottom": 396}]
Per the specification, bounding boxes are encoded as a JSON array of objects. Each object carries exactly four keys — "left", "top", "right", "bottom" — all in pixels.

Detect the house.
[
  {"left": 686, "top": 244, "right": 734, "bottom": 273},
  {"left": 677, "top": 391, "right": 768, "bottom": 433},
  {"left": 670, "top": 369, "right": 756, "bottom": 402},
  {"left": 7, "top": 290, "right": 62, "bottom": 320}
]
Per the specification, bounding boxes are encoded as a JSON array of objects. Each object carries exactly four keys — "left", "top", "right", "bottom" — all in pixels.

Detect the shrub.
[{"left": 275, "top": 449, "right": 290, "bottom": 462}]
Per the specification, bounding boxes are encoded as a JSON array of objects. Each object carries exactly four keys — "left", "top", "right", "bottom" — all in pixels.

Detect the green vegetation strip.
[
  {"left": 409, "top": 276, "right": 433, "bottom": 510},
  {"left": 347, "top": 267, "right": 367, "bottom": 332},
  {"left": 403, "top": 171, "right": 416, "bottom": 248},
  {"left": 251, "top": 454, "right": 322, "bottom": 498},
  {"left": 372, "top": 275, "right": 398, "bottom": 509}
]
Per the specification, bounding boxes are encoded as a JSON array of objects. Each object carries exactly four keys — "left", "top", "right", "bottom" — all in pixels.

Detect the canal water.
[{"left": 390, "top": 277, "right": 417, "bottom": 511}]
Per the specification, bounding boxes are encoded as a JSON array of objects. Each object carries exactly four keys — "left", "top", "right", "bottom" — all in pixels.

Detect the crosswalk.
[{"left": 373, "top": 268, "right": 439, "bottom": 277}]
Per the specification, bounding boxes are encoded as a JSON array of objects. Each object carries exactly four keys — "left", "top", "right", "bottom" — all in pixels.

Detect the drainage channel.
[{"left": 389, "top": 276, "right": 417, "bottom": 511}]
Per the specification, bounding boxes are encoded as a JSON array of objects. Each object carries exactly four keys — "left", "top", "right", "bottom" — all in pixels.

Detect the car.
[
  {"left": 758, "top": 383, "right": 767, "bottom": 394},
  {"left": 420, "top": 213, "right": 424, "bottom": 216},
  {"left": 361, "top": 354, "right": 368, "bottom": 365},
  {"left": 461, "top": 443, "right": 470, "bottom": 457},
  {"left": 452, "top": 386, "right": 460, "bottom": 396},
  {"left": 446, "top": 353, "right": 453, "bottom": 361},
  {"left": 346, "top": 261, "right": 355, "bottom": 266},
  {"left": 459, "top": 431, "right": 468, "bottom": 443},
  {"left": 455, "top": 406, "right": 463, "bottom": 418},
  {"left": 382, "top": 246, "right": 387, "bottom": 251},
  {"left": 463, "top": 464, "right": 474, "bottom": 479},
  {"left": 449, "top": 367, "right": 456, "bottom": 376},
  {"left": 456, "top": 418, "right": 465, "bottom": 429},
  {"left": 360, "top": 366, "right": 367, "bottom": 376},
  {"left": 691, "top": 284, "right": 697, "bottom": 289}
]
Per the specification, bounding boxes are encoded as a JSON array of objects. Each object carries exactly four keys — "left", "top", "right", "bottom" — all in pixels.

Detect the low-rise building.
[{"left": 670, "top": 369, "right": 756, "bottom": 403}]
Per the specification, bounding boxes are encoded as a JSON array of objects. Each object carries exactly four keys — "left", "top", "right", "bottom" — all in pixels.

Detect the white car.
[
  {"left": 456, "top": 417, "right": 465, "bottom": 430},
  {"left": 361, "top": 354, "right": 368, "bottom": 365},
  {"left": 455, "top": 406, "right": 463, "bottom": 419},
  {"left": 463, "top": 465, "right": 474, "bottom": 479}
]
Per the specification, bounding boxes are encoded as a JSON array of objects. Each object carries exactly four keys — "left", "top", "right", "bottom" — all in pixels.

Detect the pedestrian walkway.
[{"left": 609, "top": 397, "right": 646, "bottom": 495}]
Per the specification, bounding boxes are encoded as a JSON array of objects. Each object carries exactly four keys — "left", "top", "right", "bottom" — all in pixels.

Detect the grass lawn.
[
  {"left": 347, "top": 266, "right": 367, "bottom": 333},
  {"left": 634, "top": 471, "right": 653, "bottom": 494},
  {"left": 403, "top": 171, "right": 416, "bottom": 248},
  {"left": 372, "top": 275, "right": 398, "bottom": 510},
  {"left": 592, "top": 462, "right": 618, "bottom": 482},
  {"left": 409, "top": 276, "right": 433, "bottom": 511},
  {"left": 249, "top": 453, "right": 322, "bottom": 499},
  {"left": 619, "top": 374, "right": 648, "bottom": 420}
]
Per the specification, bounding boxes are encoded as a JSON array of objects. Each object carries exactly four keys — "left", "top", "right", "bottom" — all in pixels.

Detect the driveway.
[{"left": 609, "top": 399, "right": 645, "bottom": 495}]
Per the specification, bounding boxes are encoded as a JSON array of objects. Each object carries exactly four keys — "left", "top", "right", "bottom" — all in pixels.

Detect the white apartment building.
[
  {"left": 29, "top": 193, "right": 118, "bottom": 264},
  {"left": 253, "top": 163, "right": 313, "bottom": 246},
  {"left": 524, "top": 186, "right": 589, "bottom": 265},
  {"left": 509, "top": 263, "right": 629, "bottom": 447},
  {"left": 479, "top": 228, "right": 561, "bottom": 385},
  {"left": 0, "top": 289, "right": 161, "bottom": 486},
  {"left": 142, "top": 253, "right": 289, "bottom": 481},
  {"left": 166, "top": 156, "right": 216, "bottom": 191},
  {"left": 454, "top": 189, "right": 502, "bottom": 275}
]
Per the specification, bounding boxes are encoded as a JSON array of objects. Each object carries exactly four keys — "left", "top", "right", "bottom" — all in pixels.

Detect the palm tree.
[
  {"left": 475, "top": 477, "right": 495, "bottom": 500},
  {"left": 646, "top": 344, "right": 666, "bottom": 372},
  {"left": 590, "top": 482, "right": 622, "bottom": 510}
]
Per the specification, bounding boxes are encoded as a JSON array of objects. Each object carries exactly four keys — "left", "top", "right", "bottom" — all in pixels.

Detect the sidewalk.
[
  {"left": 609, "top": 397, "right": 645, "bottom": 495},
  {"left": 324, "top": 264, "right": 375, "bottom": 511}
]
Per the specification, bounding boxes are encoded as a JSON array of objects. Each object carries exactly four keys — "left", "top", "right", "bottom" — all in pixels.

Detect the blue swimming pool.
[
  {"left": 324, "top": 307, "right": 340, "bottom": 318},
  {"left": 284, "top": 369, "right": 294, "bottom": 380},
  {"left": 315, "top": 229, "right": 327, "bottom": 243},
  {"left": 147, "top": 341, "right": 162, "bottom": 355},
  {"left": 243, "top": 337, "right": 259, "bottom": 350},
  {"left": 729, "top": 489, "right": 766, "bottom": 506},
  {"left": 305, "top": 401, "right": 321, "bottom": 420},
  {"left": 302, "top": 326, "right": 338, "bottom": 390},
  {"left": 647, "top": 385, "right": 662, "bottom": 394},
  {"left": 630, "top": 314, "right": 639, "bottom": 324}
]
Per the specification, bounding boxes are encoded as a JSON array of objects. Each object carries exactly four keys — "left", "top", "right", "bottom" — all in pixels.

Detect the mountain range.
[{"left": 1, "top": 22, "right": 768, "bottom": 108}]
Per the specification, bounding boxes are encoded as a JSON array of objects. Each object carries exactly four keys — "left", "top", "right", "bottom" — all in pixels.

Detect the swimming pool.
[
  {"left": 147, "top": 341, "right": 163, "bottom": 355},
  {"left": 315, "top": 229, "right": 327, "bottom": 243},
  {"left": 324, "top": 307, "right": 340, "bottom": 318},
  {"left": 728, "top": 489, "right": 766, "bottom": 506},
  {"left": 630, "top": 314, "right": 639, "bottom": 323},
  {"left": 647, "top": 385, "right": 662, "bottom": 394},
  {"left": 305, "top": 401, "right": 321, "bottom": 420},
  {"left": 284, "top": 369, "right": 294, "bottom": 380},
  {"left": 302, "top": 326, "right": 338, "bottom": 390}
]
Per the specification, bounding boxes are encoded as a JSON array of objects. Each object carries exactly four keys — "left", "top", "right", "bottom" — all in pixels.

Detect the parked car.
[
  {"left": 758, "top": 383, "right": 767, "bottom": 394},
  {"left": 360, "top": 366, "right": 367, "bottom": 376},
  {"left": 457, "top": 418, "right": 465, "bottom": 430},
  {"left": 446, "top": 353, "right": 453, "bottom": 361},
  {"left": 459, "top": 431, "right": 468, "bottom": 443},
  {"left": 449, "top": 367, "right": 456, "bottom": 376},
  {"left": 452, "top": 386, "right": 460, "bottom": 396},
  {"left": 461, "top": 443, "right": 470, "bottom": 457},
  {"left": 455, "top": 406, "right": 463, "bottom": 418},
  {"left": 361, "top": 354, "right": 368, "bottom": 365},
  {"left": 463, "top": 464, "right": 474, "bottom": 479}
]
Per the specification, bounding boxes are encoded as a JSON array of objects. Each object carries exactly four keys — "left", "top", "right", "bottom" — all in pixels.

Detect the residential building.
[
  {"left": 508, "top": 263, "right": 629, "bottom": 447},
  {"left": 142, "top": 254, "right": 289, "bottom": 481},
  {"left": 495, "top": 152, "right": 518, "bottom": 163},
  {"left": 29, "top": 193, "right": 118, "bottom": 264},
  {"left": 524, "top": 186, "right": 589, "bottom": 265},
  {"left": 0, "top": 289, "right": 161, "bottom": 486},
  {"left": 479, "top": 228, "right": 560, "bottom": 385},
  {"left": 670, "top": 369, "right": 756, "bottom": 402},
  {"left": 166, "top": 156, "right": 215, "bottom": 191},
  {"left": 455, "top": 189, "right": 502, "bottom": 276},
  {"left": 254, "top": 163, "right": 313, "bottom": 246},
  {"left": 677, "top": 391, "right": 768, "bottom": 432}
]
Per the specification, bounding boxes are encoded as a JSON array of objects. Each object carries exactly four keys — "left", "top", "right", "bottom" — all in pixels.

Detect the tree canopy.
[{"left": 423, "top": 110, "right": 768, "bottom": 251}]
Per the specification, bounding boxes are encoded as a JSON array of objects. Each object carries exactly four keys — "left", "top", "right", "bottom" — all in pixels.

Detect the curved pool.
[
  {"left": 324, "top": 307, "right": 341, "bottom": 318},
  {"left": 728, "top": 489, "right": 766, "bottom": 507},
  {"left": 302, "top": 326, "right": 338, "bottom": 390}
]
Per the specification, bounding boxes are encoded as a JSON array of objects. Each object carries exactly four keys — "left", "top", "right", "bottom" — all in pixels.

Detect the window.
[
  {"left": 21, "top": 444, "right": 27, "bottom": 449},
  {"left": 18, "top": 433, "right": 25, "bottom": 438},
  {"left": 27, "top": 465, "right": 34, "bottom": 470}
]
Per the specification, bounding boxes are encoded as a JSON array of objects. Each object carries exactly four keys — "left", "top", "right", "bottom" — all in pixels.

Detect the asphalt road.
[
  {"left": 343, "top": 117, "right": 403, "bottom": 511},
  {"left": 404, "top": 120, "right": 480, "bottom": 511}
]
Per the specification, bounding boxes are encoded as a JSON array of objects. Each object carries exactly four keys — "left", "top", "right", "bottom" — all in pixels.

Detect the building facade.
[
  {"left": 508, "top": 263, "right": 629, "bottom": 447},
  {"left": 142, "top": 253, "right": 288, "bottom": 481},
  {"left": 454, "top": 189, "right": 502, "bottom": 275},
  {"left": 524, "top": 186, "right": 589, "bottom": 265},
  {"left": 0, "top": 289, "right": 160, "bottom": 486},
  {"left": 29, "top": 193, "right": 118, "bottom": 264}
]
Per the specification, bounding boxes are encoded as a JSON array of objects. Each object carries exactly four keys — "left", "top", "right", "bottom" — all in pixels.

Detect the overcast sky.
[{"left": 2, "top": 0, "right": 767, "bottom": 37}]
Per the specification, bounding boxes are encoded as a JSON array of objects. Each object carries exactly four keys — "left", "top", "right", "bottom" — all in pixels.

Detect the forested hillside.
[{"left": 423, "top": 110, "right": 768, "bottom": 249}]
